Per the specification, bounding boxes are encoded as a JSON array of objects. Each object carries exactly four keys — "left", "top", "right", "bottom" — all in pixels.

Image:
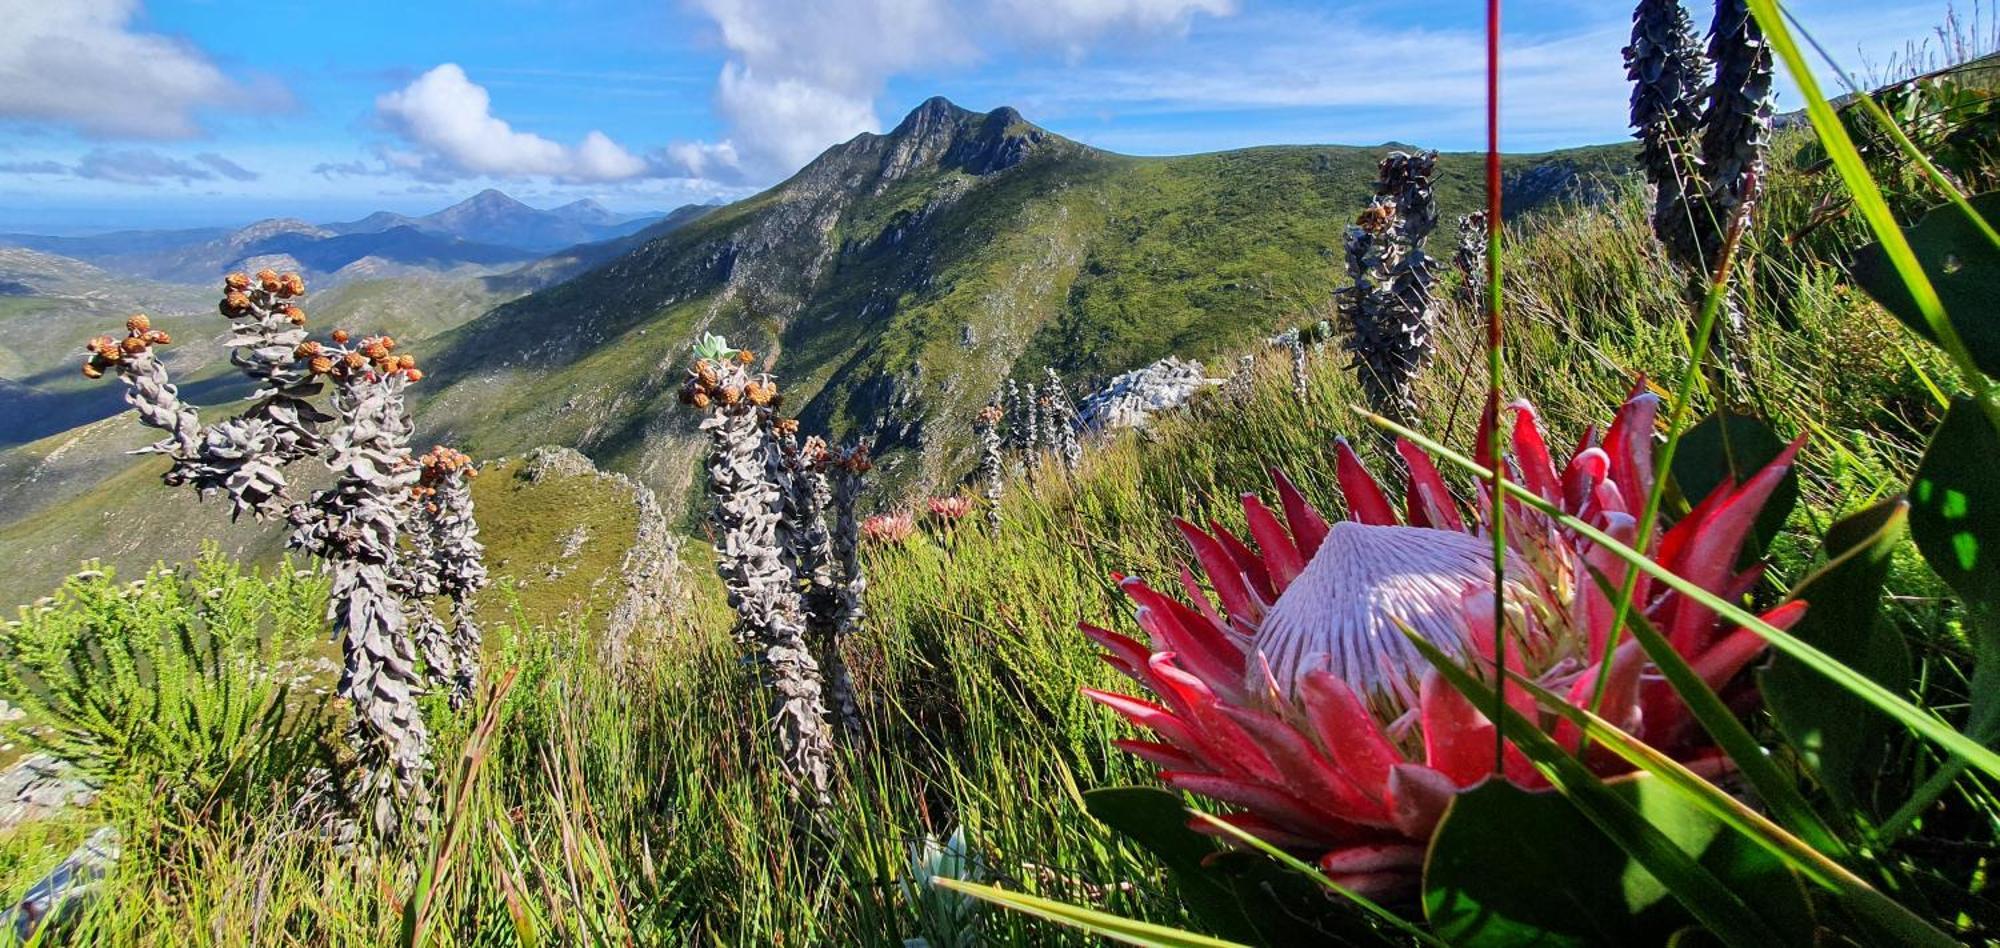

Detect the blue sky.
[{"left": 0, "top": 0, "right": 1968, "bottom": 233}]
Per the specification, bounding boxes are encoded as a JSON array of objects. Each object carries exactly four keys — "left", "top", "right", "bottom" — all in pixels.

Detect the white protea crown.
[{"left": 1251, "top": 522, "right": 1510, "bottom": 709}]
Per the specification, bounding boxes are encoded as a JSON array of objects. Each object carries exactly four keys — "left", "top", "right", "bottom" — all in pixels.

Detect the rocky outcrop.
[
  {"left": 1078, "top": 357, "right": 1218, "bottom": 431},
  {"left": 522, "top": 446, "right": 683, "bottom": 669}
]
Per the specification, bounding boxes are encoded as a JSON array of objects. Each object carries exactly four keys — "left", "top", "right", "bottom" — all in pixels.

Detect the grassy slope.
[{"left": 0, "top": 131, "right": 1967, "bottom": 944}]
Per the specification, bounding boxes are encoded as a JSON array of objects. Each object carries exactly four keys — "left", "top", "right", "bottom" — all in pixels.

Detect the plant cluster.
[
  {"left": 1338, "top": 150, "right": 1442, "bottom": 432},
  {"left": 679, "top": 333, "right": 871, "bottom": 804},
  {"left": 80, "top": 270, "right": 486, "bottom": 838}
]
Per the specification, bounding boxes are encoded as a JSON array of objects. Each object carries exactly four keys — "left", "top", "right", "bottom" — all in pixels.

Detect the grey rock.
[{"left": 1077, "top": 357, "right": 1218, "bottom": 431}]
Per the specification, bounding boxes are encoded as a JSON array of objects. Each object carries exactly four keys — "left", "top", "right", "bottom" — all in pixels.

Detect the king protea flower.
[{"left": 1082, "top": 390, "right": 1805, "bottom": 898}]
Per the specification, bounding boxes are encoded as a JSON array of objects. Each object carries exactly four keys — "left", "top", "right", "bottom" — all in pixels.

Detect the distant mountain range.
[{"left": 0, "top": 190, "right": 704, "bottom": 285}]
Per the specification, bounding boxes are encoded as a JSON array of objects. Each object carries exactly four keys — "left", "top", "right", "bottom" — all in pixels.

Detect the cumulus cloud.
[
  {"left": 71, "top": 148, "right": 216, "bottom": 185},
  {"left": 376, "top": 64, "right": 649, "bottom": 182},
  {"left": 667, "top": 0, "right": 1231, "bottom": 181},
  {"left": 0, "top": 0, "right": 285, "bottom": 139}
]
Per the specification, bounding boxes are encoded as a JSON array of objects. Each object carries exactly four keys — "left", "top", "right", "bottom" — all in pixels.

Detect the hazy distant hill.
[{"left": 0, "top": 191, "right": 681, "bottom": 285}]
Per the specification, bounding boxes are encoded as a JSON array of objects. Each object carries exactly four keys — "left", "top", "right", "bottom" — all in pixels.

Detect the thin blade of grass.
[
  {"left": 1182, "top": 810, "right": 1444, "bottom": 946},
  {"left": 931, "top": 877, "right": 1248, "bottom": 948},
  {"left": 1400, "top": 633, "right": 1784, "bottom": 947}
]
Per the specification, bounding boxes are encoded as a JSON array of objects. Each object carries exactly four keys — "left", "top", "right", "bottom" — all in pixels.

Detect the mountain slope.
[
  {"left": 414, "top": 97, "right": 1631, "bottom": 506},
  {"left": 0, "top": 96, "right": 1634, "bottom": 604}
]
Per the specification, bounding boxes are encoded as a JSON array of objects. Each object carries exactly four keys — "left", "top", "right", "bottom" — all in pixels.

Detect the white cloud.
[
  {"left": 670, "top": 0, "right": 1234, "bottom": 180},
  {"left": 991, "top": 0, "right": 1234, "bottom": 53},
  {"left": 0, "top": 0, "right": 284, "bottom": 139},
  {"left": 376, "top": 64, "right": 649, "bottom": 182}
]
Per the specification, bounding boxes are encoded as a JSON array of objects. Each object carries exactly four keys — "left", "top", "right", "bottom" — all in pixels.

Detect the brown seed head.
[
  {"left": 331, "top": 329, "right": 351, "bottom": 344},
  {"left": 145, "top": 329, "right": 171, "bottom": 345},
  {"left": 342, "top": 352, "right": 367, "bottom": 370},
  {"left": 295, "top": 341, "right": 323, "bottom": 359},
  {"left": 120, "top": 336, "right": 147, "bottom": 354},
  {"left": 257, "top": 269, "right": 281, "bottom": 292},
  {"left": 309, "top": 355, "right": 334, "bottom": 375},
  {"left": 81, "top": 361, "right": 103, "bottom": 380},
  {"left": 720, "top": 384, "right": 743, "bottom": 405},
  {"left": 221, "top": 290, "right": 251, "bottom": 314},
  {"left": 404, "top": 368, "right": 424, "bottom": 382},
  {"left": 126, "top": 314, "right": 150, "bottom": 333},
  {"left": 224, "top": 272, "right": 250, "bottom": 291},
  {"left": 736, "top": 349, "right": 755, "bottom": 365},
  {"left": 772, "top": 417, "right": 799, "bottom": 436},
  {"left": 690, "top": 389, "right": 711, "bottom": 409},
  {"left": 694, "top": 362, "right": 719, "bottom": 387},
  {"left": 397, "top": 354, "right": 416, "bottom": 370},
  {"left": 87, "top": 335, "right": 116, "bottom": 355},
  {"left": 978, "top": 403, "right": 1004, "bottom": 425},
  {"left": 748, "top": 380, "right": 778, "bottom": 406},
  {"left": 280, "top": 273, "right": 305, "bottom": 297},
  {"left": 283, "top": 305, "right": 305, "bottom": 325}
]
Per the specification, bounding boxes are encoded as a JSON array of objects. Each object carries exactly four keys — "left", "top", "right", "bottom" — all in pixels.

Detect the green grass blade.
[
  {"left": 1401, "top": 634, "right": 1785, "bottom": 947},
  {"left": 1499, "top": 671, "right": 1957, "bottom": 948},
  {"left": 1359, "top": 406, "right": 2000, "bottom": 783},
  {"left": 931, "top": 877, "right": 1249, "bottom": 948},
  {"left": 1581, "top": 567, "right": 1846, "bottom": 856},
  {"left": 1182, "top": 810, "right": 1446, "bottom": 946}
]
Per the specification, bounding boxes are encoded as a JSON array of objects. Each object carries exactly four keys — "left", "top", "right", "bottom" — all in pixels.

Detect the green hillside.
[{"left": 0, "top": 98, "right": 1626, "bottom": 607}]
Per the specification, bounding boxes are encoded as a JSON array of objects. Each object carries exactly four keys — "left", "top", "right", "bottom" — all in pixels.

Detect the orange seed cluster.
[
  {"left": 679, "top": 355, "right": 781, "bottom": 412},
  {"left": 81, "top": 316, "right": 172, "bottom": 378}
]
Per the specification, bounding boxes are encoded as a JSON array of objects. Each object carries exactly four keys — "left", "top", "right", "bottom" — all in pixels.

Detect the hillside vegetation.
[{"left": 0, "top": 115, "right": 1977, "bottom": 942}]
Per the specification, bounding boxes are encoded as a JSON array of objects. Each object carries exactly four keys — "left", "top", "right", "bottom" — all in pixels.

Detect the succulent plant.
[
  {"left": 1339, "top": 151, "right": 1441, "bottom": 431},
  {"left": 681, "top": 341, "right": 836, "bottom": 805},
  {"left": 776, "top": 425, "right": 863, "bottom": 743}
]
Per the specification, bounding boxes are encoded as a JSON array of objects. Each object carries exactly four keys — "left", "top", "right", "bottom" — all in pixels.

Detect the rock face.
[
  {"left": 0, "top": 755, "right": 95, "bottom": 831},
  {"left": 1078, "top": 357, "right": 1217, "bottom": 431},
  {"left": 522, "top": 446, "right": 683, "bottom": 669}
]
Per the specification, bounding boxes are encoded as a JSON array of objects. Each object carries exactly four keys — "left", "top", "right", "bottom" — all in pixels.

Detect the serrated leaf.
[{"left": 1851, "top": 193, "right": 2000, "bottom": 378}]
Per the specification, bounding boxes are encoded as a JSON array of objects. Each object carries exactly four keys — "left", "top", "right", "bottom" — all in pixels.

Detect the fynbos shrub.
[
  {"left": 1339, "top": 150, "right": 1441, "bottom": 431},
  {"left": 678, "top": 334, "right": 836, "bottom": 806},
  {"left": 82, "top": 270, "right": 487, "bottom": 837}
]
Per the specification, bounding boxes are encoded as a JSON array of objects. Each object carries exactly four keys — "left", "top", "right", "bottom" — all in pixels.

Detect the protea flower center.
[{"left": 1254, "top": 521, "right": 1508, "bottom": 708}]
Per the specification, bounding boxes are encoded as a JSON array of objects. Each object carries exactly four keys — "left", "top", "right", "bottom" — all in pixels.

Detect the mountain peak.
[
  {"left": 460, "top": 188, "right": 530, "bottom": 211},
  {"left": 874, "top": 97, "right": 1059, "bottom": 179}
]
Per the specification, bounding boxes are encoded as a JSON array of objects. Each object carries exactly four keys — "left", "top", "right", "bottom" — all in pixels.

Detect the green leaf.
[
  {"left": 1669, "top": 412, "right": 1799, "bottom": 560},
  {"left": 1763, "top": 501, "right": 1915, "bottom": 816},
  {"left": 932, "top": 877, "right": 1249, "bottom": 948},
  {"left": 1083, "top": 787, "right": 1371, "bottom": 946},
  {"left": 1426, "top": 779, "right": 1810, "bottom": 948},
  {"left": 1851, "top": 193, "right": 2000, "bottom": 378},
  {"left": 1910, "top": 397, "right": 2000, "bottom": 607}
]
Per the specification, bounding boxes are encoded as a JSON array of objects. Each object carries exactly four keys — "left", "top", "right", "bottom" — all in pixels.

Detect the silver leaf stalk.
[
  {"left": 825, "top": 443, "right": 871, "bottom": 741},
  {"left": 83, "top": 270, "right": 457, "bottom": 840},
  {"left": 776, "top": 424, "right": 863, "bottom": 743},
  {"left": 289, "top": 358, "right": 432, "bottom": 837},
  {"left": 1041, "top": 367, "right": 1081, "bottom": 475},
  {"left": 1625, "top": 0, "right": 1710, "bottom": 269},
  {"left": 680, "top": 345, "right": 836, "bottom": 806},
  {"left": 1339, "top": 150, "right": 1441, "bottom": 432},
  {"left": 975, "top": 402, "right": 1005, "bottom": 532},
  {"left": 416, "top": 447, "right": 487, "bottom": 711},
  {"left": 1454, "top": 211, "right": 1489, "bottom": 308}
]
